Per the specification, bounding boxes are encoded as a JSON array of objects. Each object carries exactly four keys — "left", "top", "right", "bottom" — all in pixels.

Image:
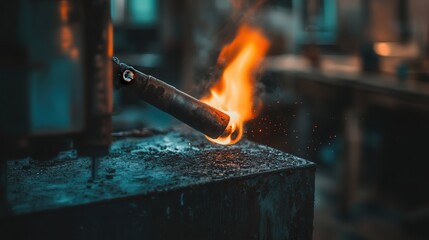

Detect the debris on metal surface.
[{"left": 3, "top": 131, "right": 315, "bottom": 239}]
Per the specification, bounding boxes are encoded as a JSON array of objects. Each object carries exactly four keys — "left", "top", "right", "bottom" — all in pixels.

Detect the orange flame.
[{"left": 201, "top": 25, "right": 269, "bottom": 145}]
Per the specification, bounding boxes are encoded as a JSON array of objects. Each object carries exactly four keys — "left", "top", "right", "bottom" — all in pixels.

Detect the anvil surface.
[{"left": 3, "top": 131, "right": 315, "bottom": 240}]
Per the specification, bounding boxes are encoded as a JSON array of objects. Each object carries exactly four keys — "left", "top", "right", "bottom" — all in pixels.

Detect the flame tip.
[{"left": 201, "top": 25, "right": 269, "bottom": 145}]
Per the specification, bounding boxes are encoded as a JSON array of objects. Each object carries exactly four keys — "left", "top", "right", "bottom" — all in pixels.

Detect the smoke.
[{"left": 191, "top": 0, "right": 268, "bottom": 95}]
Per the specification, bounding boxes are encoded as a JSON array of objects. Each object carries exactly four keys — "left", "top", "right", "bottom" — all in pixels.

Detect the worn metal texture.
[
  {"left": 2, "top": 131, "right": 315, "bottom": 240},
  {"left": 75, "top": 0, "right": 113, "bottom": 157},
  {"left": 113, "top": 58, "right": 231, "bottom": 139}
]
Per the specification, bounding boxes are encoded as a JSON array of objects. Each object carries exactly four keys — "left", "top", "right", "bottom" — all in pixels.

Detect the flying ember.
[{"left": 201, "top": 25, "right": 270, "bottom": 145}]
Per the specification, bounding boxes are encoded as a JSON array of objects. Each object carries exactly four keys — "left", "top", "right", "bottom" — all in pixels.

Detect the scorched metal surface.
[{"left": 2, "top": 131, "right": 315, "bottom": 240}]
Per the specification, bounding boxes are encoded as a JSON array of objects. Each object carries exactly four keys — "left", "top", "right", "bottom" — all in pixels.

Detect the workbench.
[{"left": 1, "top": 131, "right": 315, "bottom": 240}]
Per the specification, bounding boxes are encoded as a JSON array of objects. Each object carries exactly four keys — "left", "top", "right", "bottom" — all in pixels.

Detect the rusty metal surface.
[
  {"left": 3, "top": 131, "right": 315, "bottom": 239},
  {"left": 75, "top": 0, "right": 113, "bottom": 157},
  {"left": 113, "top": 58, "right": 230, "bottom": 139}
]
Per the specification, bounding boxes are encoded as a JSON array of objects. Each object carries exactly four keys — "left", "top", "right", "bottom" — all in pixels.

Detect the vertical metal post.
[
  {"left": 75, "top": 0, "right": 113, "bottom": 179},
  {"left": 341, "top": 105, "right": 363, "bottom": 217}
]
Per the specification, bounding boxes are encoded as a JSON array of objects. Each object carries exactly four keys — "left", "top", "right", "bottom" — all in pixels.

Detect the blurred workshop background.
[{"left": 110, "top": 0, "right": 429, "bottom": 239}]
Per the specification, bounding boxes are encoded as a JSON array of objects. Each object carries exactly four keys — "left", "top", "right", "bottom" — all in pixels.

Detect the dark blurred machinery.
[
  {"left": 0, "top": 0, "right": 112, "bottom": 205},
  {"left": 0, "top": 0, "right": 112, "bottom": 159}
]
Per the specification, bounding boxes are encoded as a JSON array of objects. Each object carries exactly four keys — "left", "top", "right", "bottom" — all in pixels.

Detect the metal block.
[{"left": 1, "top": 131, "right": 315, "bottom": 240}]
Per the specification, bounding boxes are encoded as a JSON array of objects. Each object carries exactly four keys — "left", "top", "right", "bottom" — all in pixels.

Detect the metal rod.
[
  {"left": 75, "top": 0, "right": 112, "bottom": 158},
  {"left": 112, "top": 57, "right": 230, "bottom": 139}
]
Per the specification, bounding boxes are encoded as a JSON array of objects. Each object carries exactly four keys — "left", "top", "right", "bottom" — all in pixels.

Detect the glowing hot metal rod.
[{"left": 112, "top": 57, "right": 230, "bottom": 139}]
